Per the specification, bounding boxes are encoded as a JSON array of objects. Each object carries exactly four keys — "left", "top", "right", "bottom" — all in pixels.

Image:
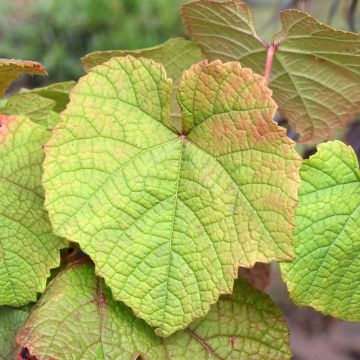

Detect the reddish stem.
[
  {"left": 263, "top": 36, "right": 287, "bottom": 87},
  {"left": 253, "top": 32, "right": 269, "bottom": 48},
  {"left": 264, "top": 44, "right": 277, "bottom": 87}
]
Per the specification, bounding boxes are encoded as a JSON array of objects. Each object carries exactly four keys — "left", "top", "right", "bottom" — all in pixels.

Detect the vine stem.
[
  {"left": 264, "top": 44, "right": 276, "bottom": 87},
  {"left": 263, "top": 36, "right": 288, "bottom": 87}
]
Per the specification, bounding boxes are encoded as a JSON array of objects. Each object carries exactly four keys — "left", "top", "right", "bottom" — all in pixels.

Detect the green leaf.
[
  {"left": 43, "top": 57, "right": 300, "bottom": 336},
  {"left": 0, "top": 307, "right": 29, "bottom": 360},
  {"left": 0, "top": 115, "right": 65, "bottom": 306},
  {"left": 0, "top": 93, "right": 60, "bottom": 129},
  {"left": 0, "top": 81, "right": 75, "bottom": 129},
  {"left": 280, "top": 141, "right": 360, "bottom": 320},
  {"left": 181, "top": 1, "right": 360, "bottom": 142},
  {"left": 81, "top": 37, "right": 204, "bottom": 132},
  {"left": 20, "top": 81, "right": 76, "bottom": 112},
  {"left": 81, "top": 38, "right": 203, "bottom": 79},
  {"left": 0, "top": 59, "right": 47, "bottom": 98},
  {"left": 16, "top": 263, "right": 291, "bottom": 360}
]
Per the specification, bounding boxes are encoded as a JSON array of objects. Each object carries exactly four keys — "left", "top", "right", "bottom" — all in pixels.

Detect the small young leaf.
[
  {"left": 0, "top": 59, "right": 47, "bottom": 98},
  {"left": 181, "top": 1, "right": 360, "bottom": 142},
  {"left": 42, "top": 57, "right": 300, "bottom": 336},
  {"left": 0, "top": 307, "right": 29, "bottom": 360},
  {"left": 81, "top": 37, "right": 204, "bottom": 131},
  {"left": 0, "top": 115, "right": 65, "bottom": 306},
  {"left": 0, "top": 93, "right": 59, "bottom": 129},
  {"left": 17, "top": 263, "right": 291, "bottom": 360},
  {"left": 280, "top": 141, "right": 360, "bottom": 320},
  {"left": 21, "top": 81, "right": 76, "bottom": 112}
]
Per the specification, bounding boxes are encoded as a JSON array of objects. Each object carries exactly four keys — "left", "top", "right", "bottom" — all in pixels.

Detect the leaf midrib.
[{"left": 160, "top": 139, "right": 185, "bottom": 331}]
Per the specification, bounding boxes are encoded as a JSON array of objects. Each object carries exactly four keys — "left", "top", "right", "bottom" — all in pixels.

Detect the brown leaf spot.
[
  {"left": 0, "top": 114, "right": 13, "bottom": 127},
  {"left": 313, "top": 55, "right": 326, "bottom": 64},
  {"left": 18, "top": 348, "right": 38, "bottom": 360},
  {"left": 131, "top": 352, "right": 145, "bottom": 360},
  {"left": 239, "top": 262, "right": 270, "bottom": 291},
  {"left": 230, "top": 336, "right": 237, "bottom": 349}
]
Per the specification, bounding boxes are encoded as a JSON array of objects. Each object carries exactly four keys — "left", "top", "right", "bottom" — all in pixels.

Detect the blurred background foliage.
[{"left": 0, "top": 0, "right": 358, "bottom": 84}]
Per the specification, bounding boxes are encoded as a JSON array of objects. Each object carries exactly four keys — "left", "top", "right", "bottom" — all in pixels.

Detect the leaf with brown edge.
[
  {"left": 42, "top": 56, "right": 300, "bottom": 336},
  {"left": 239, "top": 263, "right": 270, "bottom": 291},
  {"left": 0, "top": 59, "right": 47, "bottom": 98},
  {"left": 16, "top": 262, "right": 291, "bottom": 360},
  {"left": 181, "top": 0, "right": 360, "bottom": 142}
]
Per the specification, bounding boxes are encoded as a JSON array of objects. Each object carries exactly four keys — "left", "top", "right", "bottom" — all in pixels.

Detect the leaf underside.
[
  {"left": 281, "top": 141, "right": 360, "bottom": 320},
  {"left": 181, "top": 0, "right": 360, "bottom": 142},
  {"left": 43, "top": 56, "right": 300, "bottom": 336},
  {"left": 17, "top": 262, "right": 291, "bottom": 360},
  {"left": 0, "top": 59, "right": 47, "bottom": 98},
  {"left": 0, "top": 114, "right": 65, "bottom": 306}
]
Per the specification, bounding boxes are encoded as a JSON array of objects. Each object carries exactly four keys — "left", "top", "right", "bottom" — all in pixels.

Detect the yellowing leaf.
[
  {"left": 281, "top": 141, "right": 360, "bottom": 320},
  {"left": 43, "top": 57, "right": 300, "bottom": 336},
  {"left": 21, "top": 81, "right": 75, "bottom": 112},
  {"left": 0, "top": 59, "right": 47, "bottom": 98},
  {"left": 0, "top": 93, "right": 59, "bottom": 129},
  {"left": 81, "top": 37, "right": 204, "bottom": 132},
  {"left": 181, "top": 1, "right": 360, "bottom": 142},
  {"left": 0, "top": 81, "right": 75, "bottom": 129},
  {"left": 17, "top": 263, "right": 291, "bottom": 360},
  {"left": 0, "top": 115, "right": 65, "bottom": 306}
]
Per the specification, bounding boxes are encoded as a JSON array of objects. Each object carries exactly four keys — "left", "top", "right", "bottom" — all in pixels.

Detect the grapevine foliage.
[{"left": 0, "top": 1, "right": 359, "bottom": 359}]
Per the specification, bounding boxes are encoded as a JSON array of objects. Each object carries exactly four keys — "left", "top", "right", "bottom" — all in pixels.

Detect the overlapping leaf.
[
  {"left": 0, "top": 307, "right": 29, "bottom": 360},
  {"left": 21, "top": 81, "right": 75, "bottom": 112},
  {"left": 0, "top": 93, "right": 59, "bottom": 129},
  {"left": 0, "top": 115, "right": 65, "bottom": 306},
  {"left": 0, "top": 81, "right": 75, "bottom": 129},
  {"left": 81, "top": 37, "right": 203, "bottom": 78},
  {"left": 43, "top": 56, "right": 300, "bottom": 336},
  {"left": 82, "top": 37, "right": 204, "bottom": 131},
  {"left": 181, "top": 0, "right": 360, "bottom": 142},
  {"left": 281, "top": 141, "right": 360, "bottom": 320},
  {"left": 0, "top": 59, "right": 47, "bottom": 98},
  {"left": 17, "top": 262, "right": 291, "bottom": 360}
]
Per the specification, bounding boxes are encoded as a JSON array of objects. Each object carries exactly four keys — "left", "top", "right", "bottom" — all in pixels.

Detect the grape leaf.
[
  {"left": 42, "top": 57, "right": 300, "bottom": 336},
  {"left": 0, "top": 307, "right": 29, "bottom": 360},
  {"left": 81, "top": 37, "right": 204, "bottom": 132},
  {"left": 21, "top": 81, "right": 75, "bottom": 112},
  {"left": 0, "top": 115, "right": 65, "bottom": 306},
  {"left": 81, "top": 38, "right": 203, "bottom": 78},
  {"left": 181, "top": 1, "right": 360, "bottom": 142},
  {"left": 0, "top": 93, "right": 60, "bottom": 129},
  {"left": 16, "top": 262, "right": 291, "bottom": 360},
  {"left": 0, "top": 60, "right": 47, "bottom": 98},
  {"left": 0, "top": 81, "right": 75, "bottom": 129},
  {"left": 280, "top": 141, "right": 360, "bottom": 320}
]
